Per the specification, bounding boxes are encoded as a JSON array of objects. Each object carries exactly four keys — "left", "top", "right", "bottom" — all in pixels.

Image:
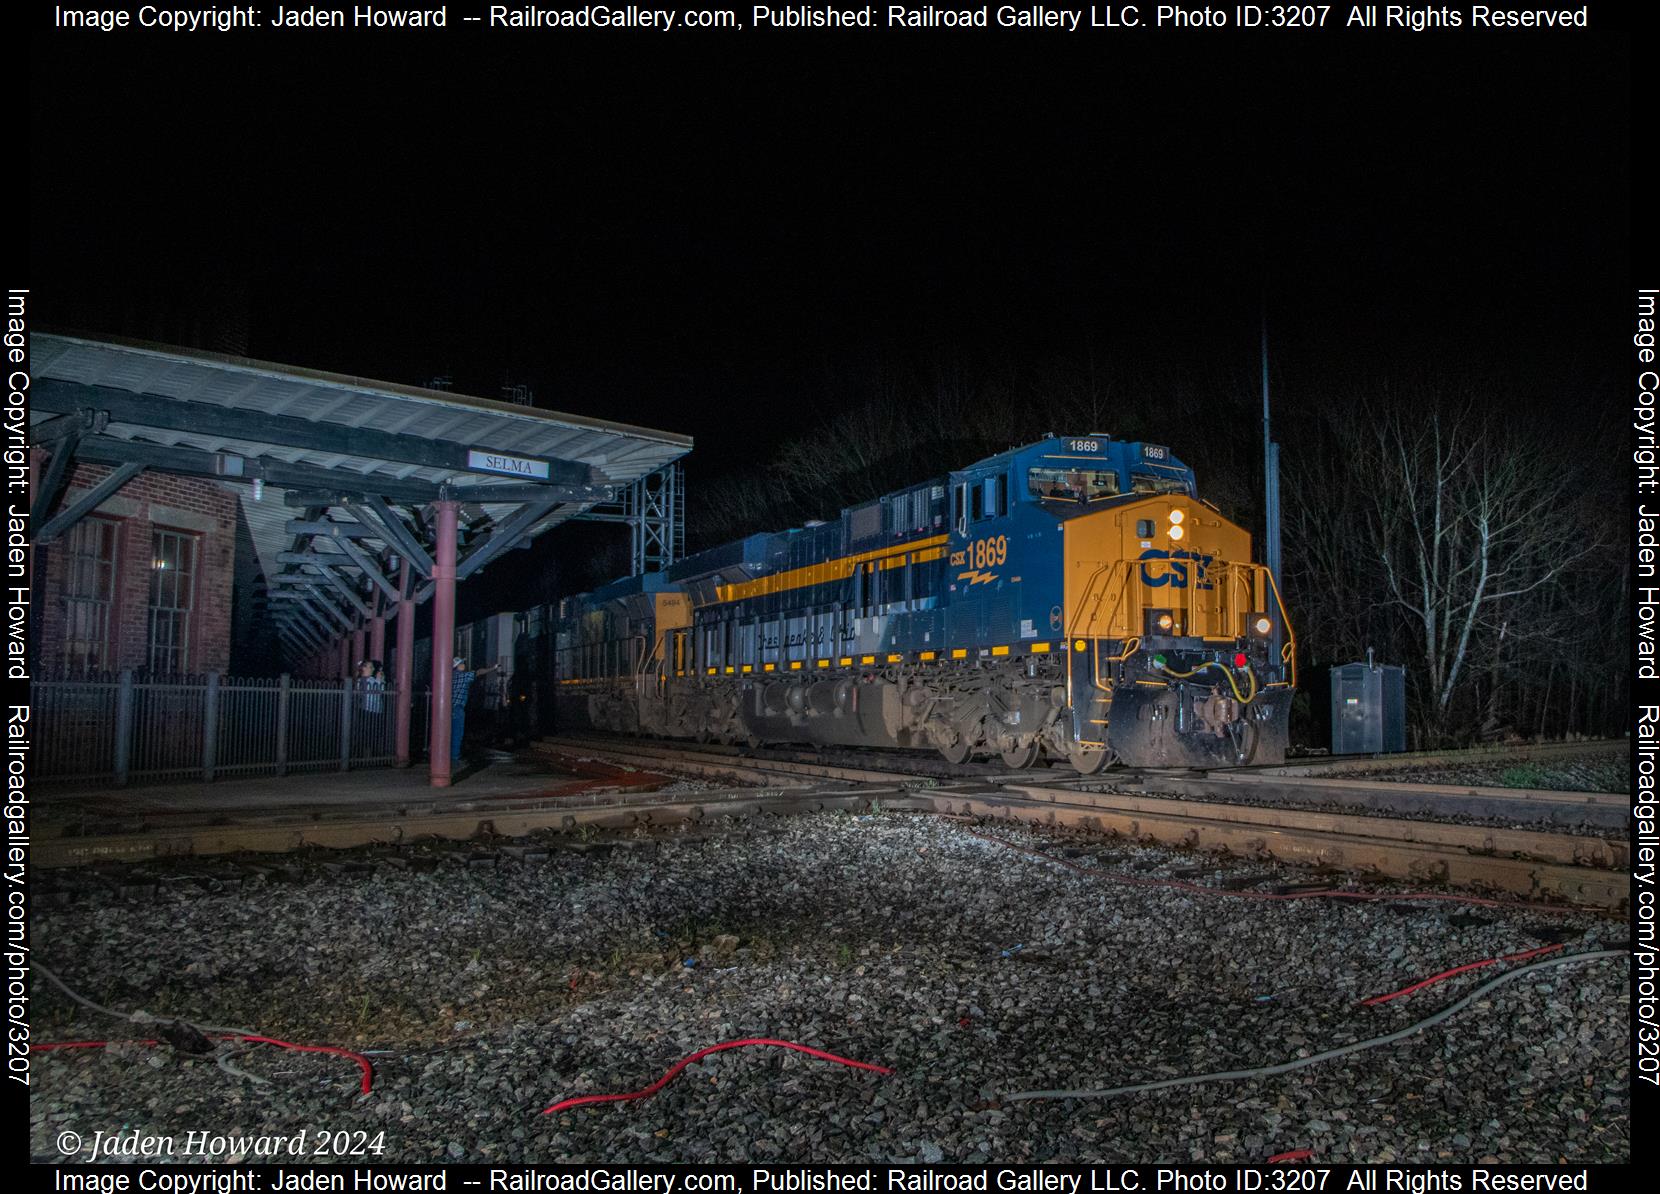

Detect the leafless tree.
[{"left": 1293, "top": 388, "right": 1605, "bottom": 741}]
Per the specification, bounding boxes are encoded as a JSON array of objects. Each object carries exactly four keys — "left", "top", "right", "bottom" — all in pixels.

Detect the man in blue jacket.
[{"left": 450, "top": 656, "right": 499, "bottom": 763}]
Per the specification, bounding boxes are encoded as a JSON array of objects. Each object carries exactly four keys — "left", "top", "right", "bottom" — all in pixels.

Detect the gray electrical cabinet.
[{"left": 1330, "top": 661, "right": 1407, "bottom": 754}]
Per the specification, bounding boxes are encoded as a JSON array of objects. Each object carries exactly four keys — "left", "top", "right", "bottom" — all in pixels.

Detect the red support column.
[
  {"left": 429, "top": 500, "right": 459, "bottom": 787},
  {"left": 339, "top": 635, "right": 352, "bottom": 679},
  {"left": 351, "top": 626, "right": 367, "bottom": 672},
  {"left": 369, "top": 612, "right": 386, "bottom": 666},
  {"left": 394, "top": 559, "right": 415, "bottom": 768}
]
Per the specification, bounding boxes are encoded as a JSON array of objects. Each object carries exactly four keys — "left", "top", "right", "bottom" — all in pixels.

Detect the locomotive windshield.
[
  {"left": 1028, "top": 467, "right": 1121, "bottom": 502},
  {"left": 1130, "top": 472, "right": 1190, "bottom": 496}
]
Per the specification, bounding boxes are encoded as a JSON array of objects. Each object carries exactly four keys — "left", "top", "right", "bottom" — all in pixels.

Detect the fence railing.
[{"left": 33, "top": 672, "right": 431, "bottom": 787}]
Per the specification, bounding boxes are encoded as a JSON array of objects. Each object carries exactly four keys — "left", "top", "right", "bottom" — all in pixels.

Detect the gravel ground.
[
  {"left": 29, "top": 813, "right": 1629, "bottom": 1164},
  {"left": 1319, "top": 753, "right": 1627, "bottom": 795},
  {"left": 1079, "top": 779, "right": 1628, "bottom": 841}
]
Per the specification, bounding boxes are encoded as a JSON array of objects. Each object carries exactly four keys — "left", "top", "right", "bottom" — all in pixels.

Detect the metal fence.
[{"left": 33, "top": 671, "right": 431, "bottom": 787}]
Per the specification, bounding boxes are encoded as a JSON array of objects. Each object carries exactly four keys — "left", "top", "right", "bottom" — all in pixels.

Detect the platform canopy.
[{"left": 29, "top": 332, "right": 693, "bottom": 663}]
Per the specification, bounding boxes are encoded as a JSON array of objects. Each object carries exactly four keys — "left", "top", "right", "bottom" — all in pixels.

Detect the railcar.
[{"left": 550, "top": 436, "right": 1296, "bottom": 771}]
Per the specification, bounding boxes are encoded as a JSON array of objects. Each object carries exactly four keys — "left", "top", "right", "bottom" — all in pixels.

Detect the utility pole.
[{"left": 1262, "top": 306, "right": 1282, "bottom": 582}]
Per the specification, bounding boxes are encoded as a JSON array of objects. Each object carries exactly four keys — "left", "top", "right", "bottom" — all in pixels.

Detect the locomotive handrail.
[
  {"left": 1092, "top": 634, "right": 1142, "bottom": 693},
  {"left": 1068, "top": 558, "right": 1135, "bottom": 643},
  {"left": 1263, "top": 567, "right": 1299, "bottom": 688}
]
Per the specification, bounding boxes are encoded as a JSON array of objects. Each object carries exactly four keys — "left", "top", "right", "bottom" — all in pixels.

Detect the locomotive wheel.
[
  {"left": 938, "top": 735, "right": 973, "bottom": 765},
  {"left": 1000, "top": 740, "right": 1040, "bottom": 769},
  {"left": 1068, "top": 742, "right": 1115, "bottom": 775}
]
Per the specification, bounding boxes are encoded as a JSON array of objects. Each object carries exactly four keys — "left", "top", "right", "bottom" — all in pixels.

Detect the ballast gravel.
[
  {"left": 1317, "top": 752, "right": 1627, "bottom": 795},
  {"left": 28, "top": 813, "right": 1629, "bottom": 1164}
]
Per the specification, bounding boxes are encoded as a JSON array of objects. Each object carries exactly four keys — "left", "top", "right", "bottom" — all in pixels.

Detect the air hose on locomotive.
[
  {"left": 1157, "top": 657, "right": 1260, "bottom": 705},
  {"left": 1154, "top": 657, "right": 1261, "bottom": 763}
]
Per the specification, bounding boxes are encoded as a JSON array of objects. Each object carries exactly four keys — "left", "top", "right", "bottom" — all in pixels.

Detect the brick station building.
[
  {"left": 29, "top": 332, "right": 691, "bottom": 788},
  {"left": 34, "top": 461, "right": 239, "bottom": 676}
]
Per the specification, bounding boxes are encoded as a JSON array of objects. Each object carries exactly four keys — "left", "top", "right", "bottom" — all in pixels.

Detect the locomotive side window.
[
  {"left": 968, "top": 474, "right": 1006, "bottom": 523},
  {"left": 1028, "top": 467, "right": 1121, "bottom": 502}
]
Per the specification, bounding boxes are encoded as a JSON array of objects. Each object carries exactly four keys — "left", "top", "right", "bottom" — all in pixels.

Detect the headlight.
[
  {"left": 1254, "top": 616, "right": 1272, "bottom": 635},
  {"left": 1146, "top": 609, "right": 1176, "bottom": 637},
  {"left": 1168, "top": 524, "right": 1185, "bottom": 541},
  {"left": 1168, "top": 508, "right": 1184, "bottom": 524}
]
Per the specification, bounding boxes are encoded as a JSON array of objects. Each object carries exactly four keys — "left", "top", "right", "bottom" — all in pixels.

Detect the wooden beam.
[
  {"left": 458, "top": 496, "right": 561, "bottom": 581},
  {"left": 70, "top": 435, "right": 442, "bottom": 504},
  {"left": 29, "top": 434, "right": 80, "bottom": 523},
  {"left": 36, "top": 463, "right": 144, "bottom": 544},
  {"left": 447, "top": 482, "right": 614, "bottom": 504},
  {"left": 323, "top": 534, "right": 402, "bottom": 603},
  {"left": 313, "top": 563, "right": 373, "bottom": 619},
  {"left": 285, "top": 519, "right": 379, "bottom": 538},
  {"left": 351, "top": 495, "right": 434, "bottom": 577}
]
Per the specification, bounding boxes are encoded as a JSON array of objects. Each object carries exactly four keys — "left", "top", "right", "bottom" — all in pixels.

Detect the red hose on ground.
[
  {"left": 235, "top": 1034, "right": 376, "bottom": 1094},
  {"left": 1267, "top": 1149, "right": 1314, "bottom": 1163},
  {"left": 541, "top": 1037, "right": 893, "bottom": 1115},
  {"left": 964, "top": 829, "right": 1581, "bottom": 913},
  {"left": 32, "top": 1034, "right": 375, "bottom": 1094},
  {"left": 1359, "top": 943, "right": 1565, "bottom": 1006}
]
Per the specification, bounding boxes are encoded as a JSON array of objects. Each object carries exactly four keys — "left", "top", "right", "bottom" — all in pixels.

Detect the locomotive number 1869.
[{"left": 967, "top": 535, "right": 1007, "bottom": 569}]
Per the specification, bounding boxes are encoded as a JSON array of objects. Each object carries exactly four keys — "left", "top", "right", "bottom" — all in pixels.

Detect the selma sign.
[{"left": 467, "top": 449, "right": 552, "bottom": 480}]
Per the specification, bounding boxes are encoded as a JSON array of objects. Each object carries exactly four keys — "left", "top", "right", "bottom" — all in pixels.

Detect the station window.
[
  {"left": 147, "top": 528, "right": 197, "bottom": 675},
  {"left": 1130, "top": 473, "right": 1190, "bottom": 496},
  {"left": 1028, "top": 467, "right": 1121, "bottom": 502},
  {"left": 63, "top": 517, "right": 118, "bottom": 673}
]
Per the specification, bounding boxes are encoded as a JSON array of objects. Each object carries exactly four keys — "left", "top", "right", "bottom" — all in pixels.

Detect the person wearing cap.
[{"left": 449, "top": 656, "right": 498, "bottom": 763}]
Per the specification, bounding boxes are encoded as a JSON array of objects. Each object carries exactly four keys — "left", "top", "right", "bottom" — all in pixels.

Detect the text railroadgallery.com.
[
  {"left": 1634, "top": 287, "right": 1658, "bottom": 1097},
  {"left": 4, "top": 286, "right": 28, "bottom": 1099}
]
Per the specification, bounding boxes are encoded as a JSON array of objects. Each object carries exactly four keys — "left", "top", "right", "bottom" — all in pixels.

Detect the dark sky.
[{"left": 30, "top": 27, "right": 1632, "bottom": 492}]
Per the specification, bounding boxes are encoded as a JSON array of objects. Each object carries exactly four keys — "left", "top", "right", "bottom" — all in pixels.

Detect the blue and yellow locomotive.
[{"left": 553, "top": 436, "right": 1296, "bottom": 771}]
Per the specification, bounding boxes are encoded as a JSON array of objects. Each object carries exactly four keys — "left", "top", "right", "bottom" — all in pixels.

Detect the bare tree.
[{"left": 1303, "top": 391, "right": 1604, "bottom": 741}]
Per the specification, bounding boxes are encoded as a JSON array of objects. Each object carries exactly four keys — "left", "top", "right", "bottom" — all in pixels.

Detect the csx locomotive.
[{"left": 551, "top": 436, "right": 1296, "bottom": 771}]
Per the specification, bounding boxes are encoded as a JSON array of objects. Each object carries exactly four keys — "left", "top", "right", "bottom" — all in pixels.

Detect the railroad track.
[
  {"left": 34, "top": 733, "right": 1629, "bottom": 910},
  {"left": 541, "top": 732, "right": 1627, "bottom": 827},
  {"left": 534, "top": 735, "right": 1629, "bottom": 910}
]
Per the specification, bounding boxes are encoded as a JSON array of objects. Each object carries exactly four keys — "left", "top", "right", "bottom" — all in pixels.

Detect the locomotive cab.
[{"left": 1054, "top": 450, "right": 1295, "bottom": 770}]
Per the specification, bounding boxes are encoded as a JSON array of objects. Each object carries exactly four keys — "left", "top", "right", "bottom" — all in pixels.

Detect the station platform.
[{"left": 33, "top": 752, "right": 701, "bottom": 868}]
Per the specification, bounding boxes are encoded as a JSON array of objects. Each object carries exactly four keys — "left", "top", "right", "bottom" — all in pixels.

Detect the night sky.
[{"left": 29, "top": 23, "right": 1633, "bottom": 602}]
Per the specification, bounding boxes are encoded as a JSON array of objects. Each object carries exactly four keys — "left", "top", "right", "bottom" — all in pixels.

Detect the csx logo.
[
  {"left": 1138, "top": 548, "right": 1214, "bottom": 590},
  {"left": 953, "top": 535, "right": 1007, "bottom": 586}
]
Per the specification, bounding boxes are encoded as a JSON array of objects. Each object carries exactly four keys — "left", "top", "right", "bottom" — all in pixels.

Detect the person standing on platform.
[{"left": 450, "top": 655, "right": 498, "bottom": 763}]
